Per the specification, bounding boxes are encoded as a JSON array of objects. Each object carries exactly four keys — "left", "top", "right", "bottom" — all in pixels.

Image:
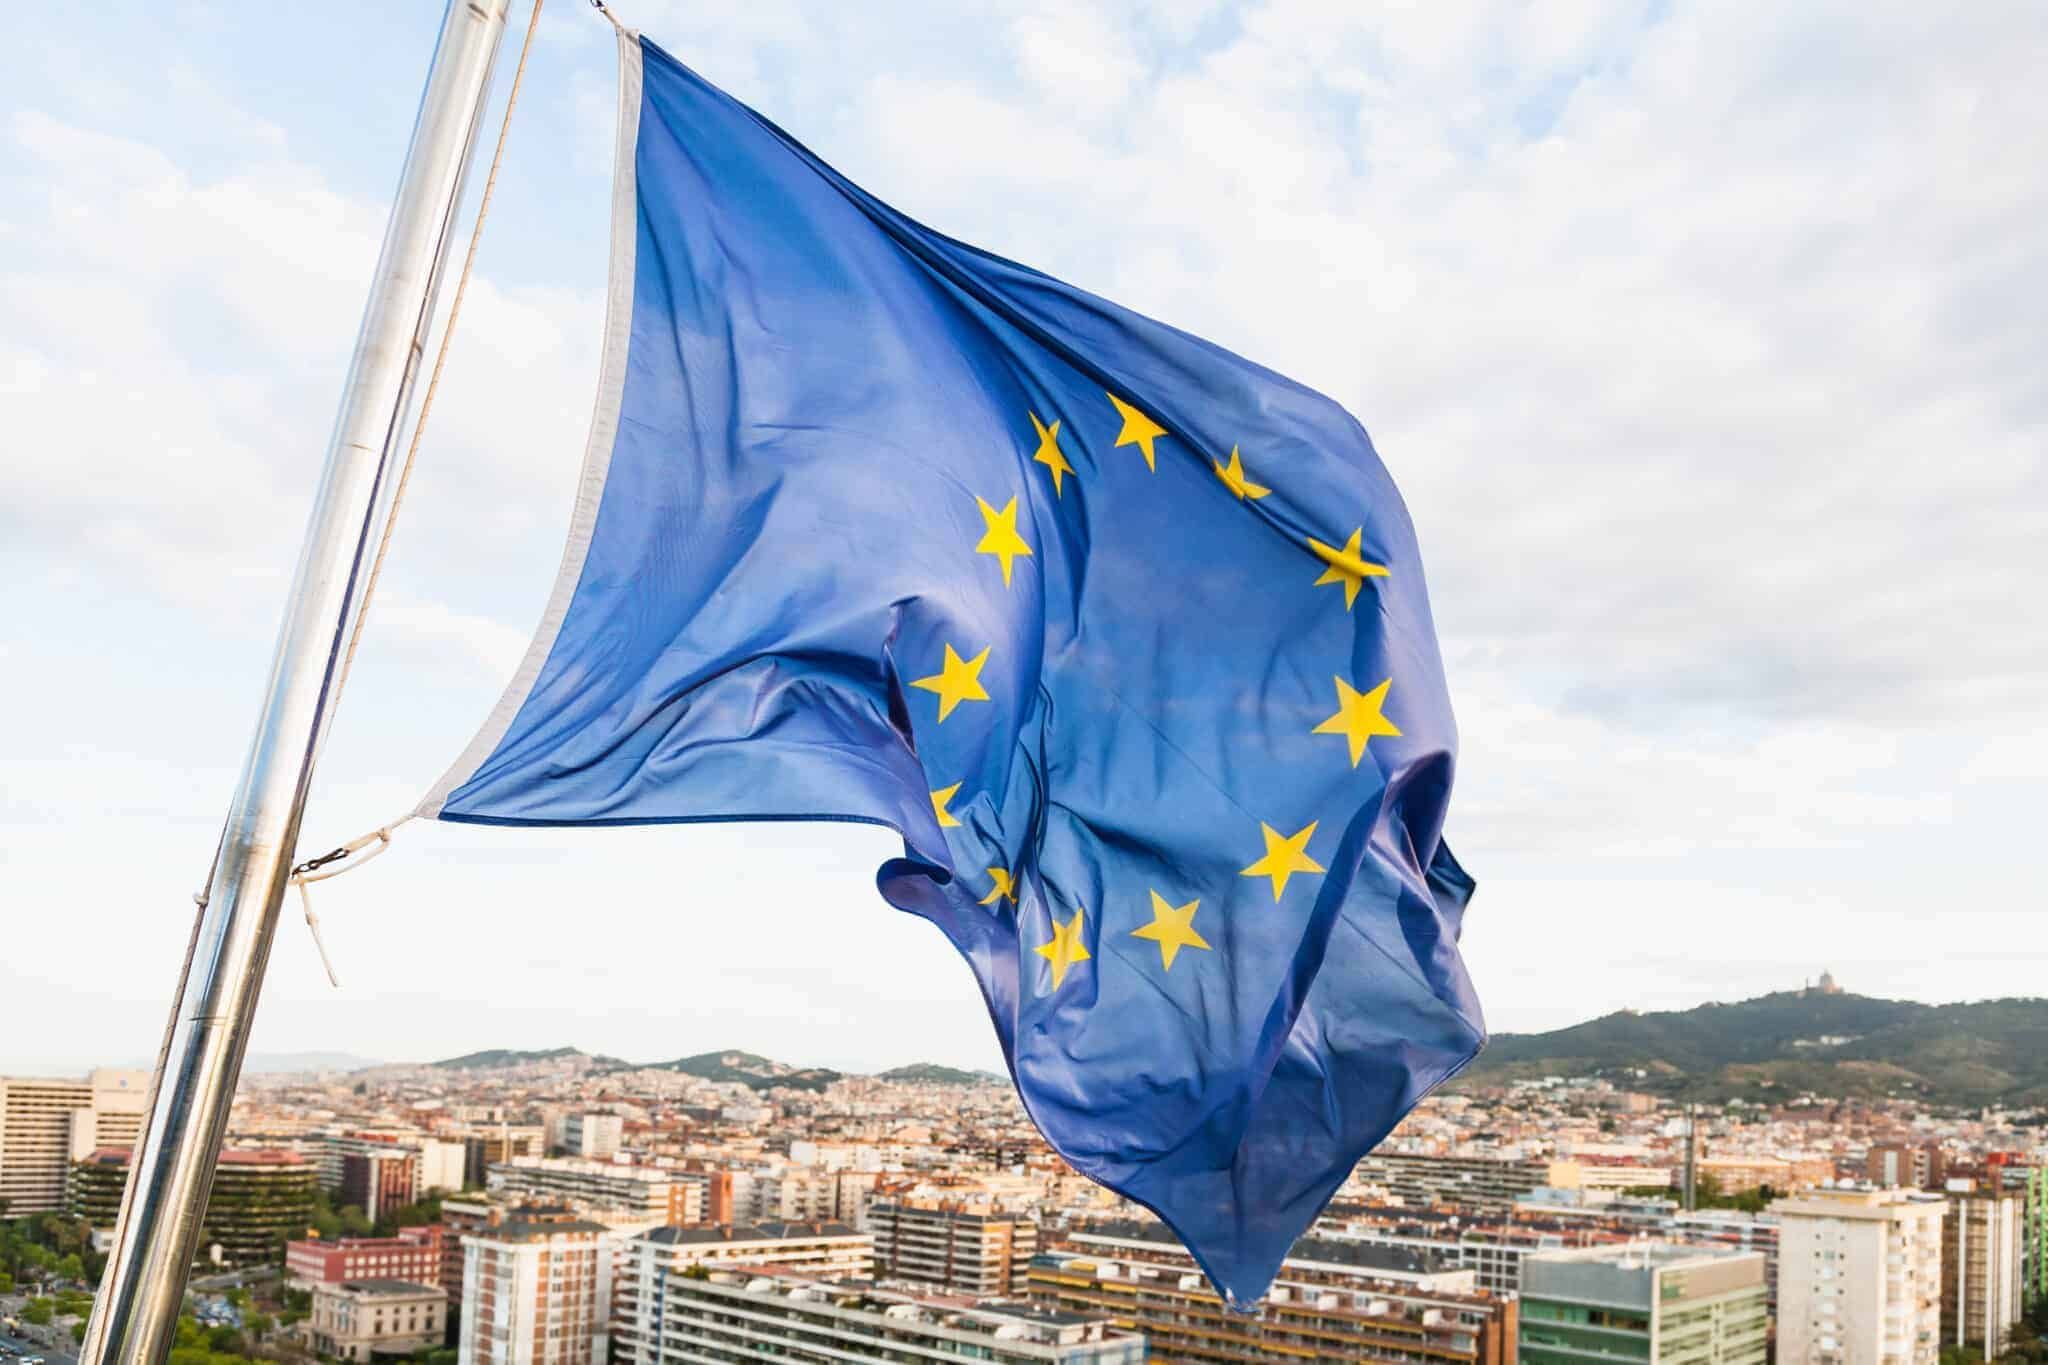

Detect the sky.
[{"left": 1, "top": 0, "right": 2043, "bottom": 1076}]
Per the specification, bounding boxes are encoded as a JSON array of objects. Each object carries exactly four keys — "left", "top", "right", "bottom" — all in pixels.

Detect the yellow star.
[
  {"left": 1035, "top": 907, "right": 1092, "bottom": 990},
  {"left": 930, "top": 783, "right": 963, "bottom": 829},
  {"left": 979, "top": 867, "right": 1016, "bottom": 906},
  {"left": 1106, "top": 392, "right": 1167, "bottom": 472},
  {"left": 1313, "top": 676, "right": 1401, "bottom": 767},
  {"left": 1307, "top": 528, "right": 1390, "bottom": 610},
  {"left": 1131, "top": 890, "right": 1211, "bottom": 971},
  {"left": 973, "top": 495, "right": 1033, "bottom": 587},
  {"left": 1240, "top": 820, "right": 1324, "bottom": 901},
  {"left": 1213, "top": 445, "right": 1270, "bottom": 501},
  {"left": 1030, "top": 411, "right": 1074, "bottom": 497},
  {"left": 911, "top": 643, "right": 991, "bottom": 722}
]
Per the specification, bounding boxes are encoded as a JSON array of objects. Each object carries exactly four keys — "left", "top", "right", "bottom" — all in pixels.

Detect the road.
[{"left": 0, "top": 1328, "right": 78, "bottom": 1365}]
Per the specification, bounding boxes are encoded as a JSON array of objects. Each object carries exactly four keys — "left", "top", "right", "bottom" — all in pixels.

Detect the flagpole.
[{"left": 76, "top": 4, "right": 514, "bottom": 1362}]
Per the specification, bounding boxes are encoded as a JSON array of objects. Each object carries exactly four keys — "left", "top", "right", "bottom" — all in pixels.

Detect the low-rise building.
[
  {"left": 310, "top": 1280, "right": 446, "bottom": 1363},
  {"left": 287, "top": 1226, "right": 443, "bottom": 1290}
]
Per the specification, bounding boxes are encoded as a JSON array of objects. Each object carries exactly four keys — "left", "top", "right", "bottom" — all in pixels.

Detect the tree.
[{"left": 22, "top": 1299, "right": 54, "bottom": 1326}]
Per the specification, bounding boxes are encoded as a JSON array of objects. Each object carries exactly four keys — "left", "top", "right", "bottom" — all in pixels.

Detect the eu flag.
[{"left": 423, "top": 30, "right": 1482, "bottom": 1304}]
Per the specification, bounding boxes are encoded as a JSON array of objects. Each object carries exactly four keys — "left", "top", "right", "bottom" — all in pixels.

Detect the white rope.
[{"left": 286, "top": 0, "right": 546, "bottom": 987}]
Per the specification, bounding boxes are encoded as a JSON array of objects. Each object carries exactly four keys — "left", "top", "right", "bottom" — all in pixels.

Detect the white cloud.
[{"left": 2, "top": 0, "right": 2043, "bottom": 1068}]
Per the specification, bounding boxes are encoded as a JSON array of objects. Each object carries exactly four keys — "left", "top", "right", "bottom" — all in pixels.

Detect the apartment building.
[
  {"left": 458, "top": 1214, "right": 610, "bottom": 1365},
  {"left": 1942, "top": 1190, "right": 2021, "bottom": 1355},
  {"left": 1776, "top": 1186, "right": 1945, "bottom": 1365},
  {"left": 0, "top": 1070, "right": 149, "bottom": 1215},
  {"left": 487, "top": 1156, "right": 702, "bottom": 1224},
  {"left": 1520, "top": 1244, "right": 1768, "bottom": 1365},
  {"left": 613, "top": 1221, "right": 874, "bottom": 1365},
  {"left": 342, "top": 1150, "right": 419, "bottom": 1223},
  {"left": 310, "top": 1279, "right": 446, "bottom": 1363},
  {"left": 1354, "top": 1152, "right": 1579, "bottom": 1209},
  {"left": 1867, "top": 1144, "right": 1947, "bottom": 1191},
  {"left": 869, "top": 1198, "right": 1038, "bottom": 1296},
  {"left": 462, "top": 1127, "right": 545, "bottom": 1189},
  {"left": 1670, "top": 1210, "right": 1782, "bottom": 1312},
  {"left": 1031, "top": 1221, "right": 1517, "bottom": 1365},
  {"left": 559, "top": 1114, "right": 621, "bottom": 1161},
  {"left": 70, "top": 1146, "right": 315, "bottom": 1267},
  {"left": 636, "top": 1266, "right": 1143, "bottom": 1364}
]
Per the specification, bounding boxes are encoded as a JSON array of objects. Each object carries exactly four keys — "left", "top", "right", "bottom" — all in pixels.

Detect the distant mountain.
[
  {"left": 878, "top": 1063, "right": 1004, "bottom": 1086},
  {"left": 1462, "top": 991, "right": 2048, "bottom": 1106},
  {"left": 431, "top": 1046, "right": 625, "bottom": 1071},
  {"left": 650, "top": 1049, "right": 844, "bottom": 1092}
]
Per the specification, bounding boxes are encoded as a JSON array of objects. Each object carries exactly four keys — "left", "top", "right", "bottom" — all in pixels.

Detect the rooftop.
[
  {"left": 644, "top": 1220, "right": 862, "bottom": 1245},
  {"left": 326, "top": 1279, "right": 443, "bottom": 1298}
]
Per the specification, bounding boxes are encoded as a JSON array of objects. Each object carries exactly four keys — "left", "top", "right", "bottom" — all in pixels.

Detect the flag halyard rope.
[{"left": 287, "top": 0, "right": 547, "bottom": 986}]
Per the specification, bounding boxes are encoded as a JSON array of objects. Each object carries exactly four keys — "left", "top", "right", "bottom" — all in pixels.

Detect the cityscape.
[{"left": 4, "top": 976, "right": 2045, "bottom": 1365}]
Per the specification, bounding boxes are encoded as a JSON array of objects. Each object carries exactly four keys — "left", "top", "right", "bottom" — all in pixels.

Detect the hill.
[
  {"left": 1462, "top": 991, "right": 2048, "bottom": 1106},
  {"left": 877, "top": 1063, "right": 1004, "bottom": 1086},
  {"left": 431, "top": 1046, "right": 624, "bottom": 1071},
  {"left": 650, "top": 1049, "right": 844, "bottom": 1092}
]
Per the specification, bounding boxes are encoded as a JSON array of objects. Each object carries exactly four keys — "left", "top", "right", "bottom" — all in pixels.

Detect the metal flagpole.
[{"left": 76, "top": 3, "right": 514, "bottom": 1362}]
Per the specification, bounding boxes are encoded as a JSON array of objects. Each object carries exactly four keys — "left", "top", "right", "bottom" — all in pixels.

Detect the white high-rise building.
[
  {"left": 0, "top": 1070, "right": 149, "bottom": 1215},
  {"left": 1942, "top": 1190, "right": 2022, "bottom": 1356},
  {"left": 1776, "top": 1186, "right": 1945, "bottom": 1365},
  {"left": 458, "top": 1214, "right": 610, "bottom": 1365}
]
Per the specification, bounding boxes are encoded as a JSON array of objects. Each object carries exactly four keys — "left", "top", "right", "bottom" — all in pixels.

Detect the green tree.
[
  {"left": 22, "top": 1298, "right": 54, "bottom": 1326},
  {"left": 0, "top": 1270, "right": 13, "bottom": 1293}
]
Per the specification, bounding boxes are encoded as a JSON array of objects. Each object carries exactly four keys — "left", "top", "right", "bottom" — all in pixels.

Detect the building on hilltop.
[
  {"left": 310, "top": 1279, "right": 446, "bottom": 1363},
  {"left": 1775, "top": 1185, "right": 1945, "bottom": 1365},
  {"left": 0, "top": 1070, "right": 149, "bottom": 1215},
  {"left": 70, "top": 1146, "right": 314, "bottom": 1268},
  {"left": 869, "top": 1198, "right": 1038, "bottom": 1296},
  {"left": 637, "top": 1265, "right": 1143, "bottom": 1364},
  {"left": 1519, "top": 1243, "right": 1768, "bottom": 1365}
]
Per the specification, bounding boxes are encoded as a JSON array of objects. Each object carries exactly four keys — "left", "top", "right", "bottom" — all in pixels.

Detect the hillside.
[
  {"left": 651, "top": 1050, "right": 844, "bottom": 1092},
  {"left": 432, "top": 1046, "right": 624, "bottom": 1071},
  {"left": 1462, "top": 991, "right": 2048, "bottom": 1106},
  {"left": 878, "top": 1063, "right": 1004, "bottom": 1086}
]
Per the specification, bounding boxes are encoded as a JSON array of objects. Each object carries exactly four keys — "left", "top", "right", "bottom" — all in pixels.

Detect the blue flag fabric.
[{"left": 423, "top": 30, "right": 1482, "bottom": 1304}]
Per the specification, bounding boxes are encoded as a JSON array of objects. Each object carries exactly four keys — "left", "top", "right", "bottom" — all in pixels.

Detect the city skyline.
[{"left": 5, "top": 2, "right": 2043, "bottom": 1073}]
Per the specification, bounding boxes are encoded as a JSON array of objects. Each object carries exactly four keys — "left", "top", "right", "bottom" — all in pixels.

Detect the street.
[{"left": 0, "top": 1329, "right": 77, "bottom": 1365}]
